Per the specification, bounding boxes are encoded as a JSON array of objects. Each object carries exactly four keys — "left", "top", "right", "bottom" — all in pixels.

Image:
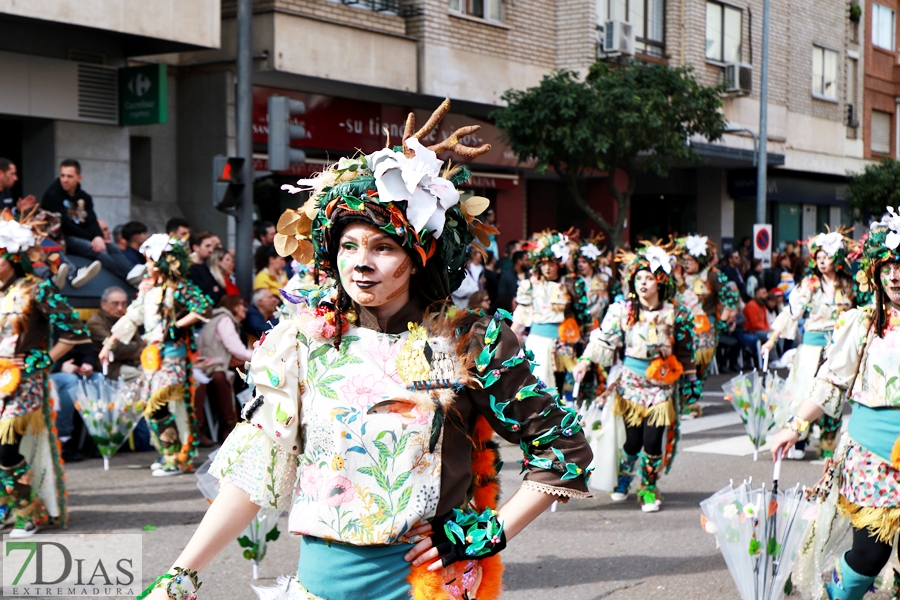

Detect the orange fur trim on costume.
[
  {"left": 406, "top": 554, "right": 505, "bottom": 600},
  {"left": 646, "top": 356, "right": 684, "bottom": 385},
  {"left": 891, "top": 436, "right": 900, "bottom": 470},
  {"left": 693, "top": 314, "right": 711, "bottom": 333},
  {"left": 408, "top": 564, "right": 446, "bottom": 600},
  {"left": 477, "top": 554, "right": 504, "bottom": 600},
  {"left": 557, "top": 317, "right": 581, "bottom": 344}
]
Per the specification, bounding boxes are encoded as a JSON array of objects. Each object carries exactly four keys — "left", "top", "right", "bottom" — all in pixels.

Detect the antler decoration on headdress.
[{"left": 400, "top": 98, "right": 492, "bottom": 159}]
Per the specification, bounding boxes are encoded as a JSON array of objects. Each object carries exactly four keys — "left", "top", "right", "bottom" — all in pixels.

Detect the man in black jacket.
[{"left": 41, "top": 159, "right": 134, "bottom": 280}]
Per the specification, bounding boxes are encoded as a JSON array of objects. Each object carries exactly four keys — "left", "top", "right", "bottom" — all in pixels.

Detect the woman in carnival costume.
[
  {"left": 569, "top": 236, "right": 613, "bottom": 399},
  {"left": 99, "top": 234, "right": 212, "bottom": 477},
  {"left": 762, "top": 228, "right": 857, "bottom": 460},
  {"left": 573, "top": 244, "right": 699, "bottom": 513},
  {"left": 674, "top": 234, "right": 739, "bottom": 416},
  {"left": 140, "top": 101, "right": 592, "bottom": 600},
  {"left": 770, "top": 209, "right": 900, "bottom": 599},
  {"left": 0, "top": 210, "right": 88, "bottom": 537},
  {"left": 511, "top": 231, "right": 580, "bottom": 391}
]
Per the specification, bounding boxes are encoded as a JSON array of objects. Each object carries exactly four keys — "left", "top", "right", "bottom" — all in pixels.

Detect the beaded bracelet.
[{"left": 136, "top": 566, "right": 202, "bottom": 600}]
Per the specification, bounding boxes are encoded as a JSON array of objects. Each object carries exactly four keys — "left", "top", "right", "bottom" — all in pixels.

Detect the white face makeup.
[
  {"left": 634, "top": 270, "right": 660, "bottom": 307},
  {"left": 816, "top": 251, "right": 835, "bottom": 275},
  {"left": 337, "top": 222, "right": 413, "bottom": 314},
  {"left": 881, "top": 262, "right": 900, "bottom": 307}
]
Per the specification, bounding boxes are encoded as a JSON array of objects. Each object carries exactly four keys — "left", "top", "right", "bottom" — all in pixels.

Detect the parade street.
[{"left": 61, "top": 372, "right": 883, "bottom": 600}]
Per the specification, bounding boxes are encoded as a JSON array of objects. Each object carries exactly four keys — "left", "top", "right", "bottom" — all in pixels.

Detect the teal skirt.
[{"left": 298, "top": 536, "right": 414, "bottom": 600}]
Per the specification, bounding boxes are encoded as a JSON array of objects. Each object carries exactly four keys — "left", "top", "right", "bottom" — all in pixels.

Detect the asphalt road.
[{"left": 57, "top": 372, "right": 891, "bottom": 599}]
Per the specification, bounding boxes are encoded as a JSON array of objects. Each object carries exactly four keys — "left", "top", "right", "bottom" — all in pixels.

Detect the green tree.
[
  {"left": 845, "top": 158, "right": 900, "bottom": 222},
  {"left": 492, "top": 61, "right": 727, "bottom": 247}
]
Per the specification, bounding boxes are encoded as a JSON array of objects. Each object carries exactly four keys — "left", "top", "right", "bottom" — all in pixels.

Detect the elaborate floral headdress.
[
  {"left": 675, "top": 234, "right": 717, "bottom": 268},
  {"left": 275, "top": 99, "right": 494, "bottom": 300},
  {"left": 526, "top": 230, "right": 571, "bottom": 265},
  {"left": 139, "top": 234, "right": 191, "bottom": 280},
  {"left": 617, "top": 240, "right": 677, "bottom": 298},
  {"left": 803, "top": 226, "right": 856, "bottom": 279},
  {"left": 572, "top": 234, "right": 605, "bottom": 269},
  {"left": 856, "top": 208, "right": 900, "bottom": 334},
  {"left": 0, "top": 208, "right": 55, "bottom": 275}
]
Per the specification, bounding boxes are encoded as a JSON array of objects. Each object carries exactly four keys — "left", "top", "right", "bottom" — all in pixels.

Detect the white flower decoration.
[
  {"left": 813, "top": 231, "right": 844, "bottom": 256},
  {"left": 580, "top": 243, "right": 601, "bottom": 261},
  {"left": 685, "top": 235, "right": 709, "bottom": 257},
  {"left": 643, "top": 246, "right": 673, "bottom": 274},
  {"left": 872, "top": 207, "right": 900, "bottom": 246},
  {"left": 722, "top": 503, "right": 739, "bottom": 520},
  {"left": 365, "top": 137, "right": 459, "bottom": 239},
  {"left": 550, "top": 235, "right": 570, "bottom": 263},
  {"left": 0, "top": 220, "right": 35, "bottom": 253},
  {"left": 888, "top": 231, "right": 900, "bottom": 251},
  {"left": 139, "top": 233, "right": 176, "bottom": 262}
]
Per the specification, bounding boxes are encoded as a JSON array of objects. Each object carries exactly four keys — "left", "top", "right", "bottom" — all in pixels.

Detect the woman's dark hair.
[
  {"left": 218, "top": 294, "right": 244, "bottom": 317},
  {"left": 627, "top": 267, "right": 670, "bottom": 324},
  {"left": 254, "top": 245, "right": 280, "bottom": 273}
]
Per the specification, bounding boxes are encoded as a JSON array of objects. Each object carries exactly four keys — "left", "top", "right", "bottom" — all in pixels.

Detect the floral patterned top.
[
  {"left": 675, "top": 267, "right": 738, "bottom": 333},
  {"left": 807, "top": 306, "right": 900, "bottom": 415},
  {"left": 211, "top": 287, "right": 592, "bottom": 546},
  {"left": 110, "top": 280, "right": 211, "bottom": 346},
  {"left": 512, "top": 277, "right": 574, "bottom": 328},
  {"left": 0, "top": 275, "right": 89, "bottom": 374},
  {"left": 583, "top": 300, "right": 695, "bottom": 370},
  {"left": 771, "top": 274, "right": 854, "bottom": 340}
]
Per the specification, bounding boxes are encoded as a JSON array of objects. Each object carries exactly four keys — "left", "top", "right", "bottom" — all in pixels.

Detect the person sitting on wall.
[
  {"left": 245, "top": 288, "right": 280, "bottom": 338},
  {"left": 120, "top": 221, "right": 149, "bottom": 266},
  {"left": 87, "top": 286, "right": 145, "bottom": 383}
]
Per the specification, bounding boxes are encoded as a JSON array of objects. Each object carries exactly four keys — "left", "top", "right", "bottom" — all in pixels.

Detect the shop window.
[
  {"left": 597, "top": 0, "right": 665, "bottom": 56},
  {"left": 812, "top": 46, "right": 838, "bottom": 99},
  {"left": 872, "top": 110, "right": 892, "bottom": 155},
  {"left": 775, "top": 203, "right": 801, "bottom": 251},
  {"left": 873, "top": 3, "right": 895, "bottom": 51},
  {"left": 706, "top": 1, "right": 742, "bottom": 63},
  {"left": 449, "top": 0, "right": 502, "bottom": 21},
  {"left": 130, "top": 136, "right": 152, "bottom": 202}
]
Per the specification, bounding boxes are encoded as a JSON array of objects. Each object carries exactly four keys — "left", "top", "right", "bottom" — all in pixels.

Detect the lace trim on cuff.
[
  {"left": 522, "top": 479, "right": 594, "bottom": 501},
  {"left": 808, "top": 378, "right": 844, "bottom": 419}
]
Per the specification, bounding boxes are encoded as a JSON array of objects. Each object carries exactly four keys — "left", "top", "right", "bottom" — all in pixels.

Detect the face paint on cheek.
[
  {"left": 385, "top": 286, "right": 406, "bottom": 301},
  {"left": 357, "top": 292, "right": 375, "bottom": 303},
  {"left": 338, "top": 257, "right": 348, "bottom": 275},
  {"left": 393, "top": 256, "right": 411, "bottom": 279}
]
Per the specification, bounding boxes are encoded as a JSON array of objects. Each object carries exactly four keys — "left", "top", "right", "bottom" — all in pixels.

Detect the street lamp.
[{"left": 723, "top": 123, "right": 758, "bottom": 167}]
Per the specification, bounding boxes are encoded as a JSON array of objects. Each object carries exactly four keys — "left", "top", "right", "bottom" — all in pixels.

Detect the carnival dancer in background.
[
  {"left": 762, "top": 228, "right": 857, "bottom": 459},
  {"left": 511, "top": 230, "right": 580, "bottom": 391},
  {"left": 99, "top": 235, "right": 212, "bottom": 477},
  {"left": 770, "top": 209, "right": 900, "bottom": 599},
  {"left": 0, "top": 210, "right": 88, "bottom": 536},
  {"left": 570, "top": 236, "right": 612, "bottom": 399},
  {"left": 674, "top": 234, "right": 739, "bottom": 418},
  {"left": 140, "top": 100, "right": 592, "bottom": 600},
  {"left": 573, "top": 243, "right": 698, "bottom": 513}
]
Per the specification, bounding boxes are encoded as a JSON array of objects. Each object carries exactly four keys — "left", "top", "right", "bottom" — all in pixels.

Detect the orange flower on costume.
[
  {"left": 558, "top": 317, "right": 581, "bottom": 344},
  {"left": 0, "top": 359, "right": 22, "bottom": 396},
  {"left": 141, "top": 345, "right": 161, "bottom": 372},
  {"left": 693, "top": 314, "right": 711, "bottom": 333},
  {"left": 646, "top": 356, "right": 684, "bottom": 385}
]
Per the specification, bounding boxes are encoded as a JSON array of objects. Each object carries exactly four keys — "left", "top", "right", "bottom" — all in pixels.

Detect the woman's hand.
[
  {"left": 404, "top": 523, "right": 441, "bottom": 570},
  {"left": 571, "top": 360, "right": 590, "bottom": 382},
  {"left": 98, "top": 345, "right": 111, "bottom": 364},
  {"left": 10, "top": 354, "right": 25, "bottom": 369},
  {"left": 760, "top": 339, "right": 775, "bottom": 356},
  {"left": 770, "top": 428, "right": 799, "bottom": 462}
]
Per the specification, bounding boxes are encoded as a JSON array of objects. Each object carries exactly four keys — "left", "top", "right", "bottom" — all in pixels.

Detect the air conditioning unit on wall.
[
  {"left": 602, "top": 20, "right": 635, "bottom": 57},
  {"left": 724, "top": 63, "right": 752, "bottom": 95}
]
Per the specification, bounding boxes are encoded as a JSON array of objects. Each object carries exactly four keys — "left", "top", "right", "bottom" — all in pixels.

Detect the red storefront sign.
[{"left": 252, "top": 86, "right": 535, "bottom": 169}]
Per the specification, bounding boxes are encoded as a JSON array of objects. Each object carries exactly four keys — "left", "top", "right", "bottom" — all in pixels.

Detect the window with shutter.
[{"left": 872, "top": 110, "right": 892, "bottom": 154}]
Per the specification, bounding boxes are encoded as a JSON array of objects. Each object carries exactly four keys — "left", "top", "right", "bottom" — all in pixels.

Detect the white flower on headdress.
[
  {"left": 0, "top": 220, "right": 35, "bottom": 253},
  {"left": 140, "top": 234, "right": 175, "bottom": 262},
  {"left": 872, "top": 207, "right": 900, "bottom": 250},
  {"left": 685, "top": 235, "right": 709, "bottom": 257},
  {"left": 813, "top": 231, "right": 844, "bottom": 257},
  {"left": 365, "top": 137, "right": 459, "bottom": 239},
  {"left": 643, "top": 246, "right": 673, "bottom": 274},
  {"left": 580, "top": 243, "right": 601, "bottom": 261},
  {"left": 550, "top": 235, "right": 570, "bottom": 263}
]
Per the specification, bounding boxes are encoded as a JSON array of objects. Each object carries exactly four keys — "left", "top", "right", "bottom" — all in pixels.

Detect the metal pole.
[
  {"left": 755, "top": 0, "right": 770, "bottom": 225},
  {"left": 235, "top": 0, "right": 254, "bottom": 297}
]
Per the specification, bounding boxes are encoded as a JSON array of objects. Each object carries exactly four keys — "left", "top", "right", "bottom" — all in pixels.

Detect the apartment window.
[
  {"left": 706, "top": 1, "right": 742, "bottom": 63},
  {"left": 873, "top": 3, "right": 896, "bottom": 50},
  {"left": 449, "top": 0, "right": 502, "bottom": 21},
  {"left": 812, "top": 46, "right": 838, "bottom": 99},
  {"left": 872, "top": 110, "right": 892, "bottom": 154},
  {"left": 597, "top": 0, "right": 665, "bottom": 56}
]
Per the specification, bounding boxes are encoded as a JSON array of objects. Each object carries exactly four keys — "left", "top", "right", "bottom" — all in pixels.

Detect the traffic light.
[
  {"left": 267, "top": 95, "right": 307, "bottom": 171},
  {"left": 213, "top": 155, "right": 245, "bottom": 214}
]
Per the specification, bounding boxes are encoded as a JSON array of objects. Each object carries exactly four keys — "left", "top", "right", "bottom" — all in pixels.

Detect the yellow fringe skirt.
[
  {"left": 838, "top": 495, "right": 900, "bottom": 544},
  {"left": 0, "top": 374, "right": 46, "bottom": 444},
  {"left": 615, "top": 394, "right": 675, "bottom": 428}
]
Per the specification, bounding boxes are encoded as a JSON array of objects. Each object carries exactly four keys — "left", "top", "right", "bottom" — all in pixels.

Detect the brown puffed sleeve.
[{"left": 463, "top": 314, "right": 593, "bottom": 499}]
